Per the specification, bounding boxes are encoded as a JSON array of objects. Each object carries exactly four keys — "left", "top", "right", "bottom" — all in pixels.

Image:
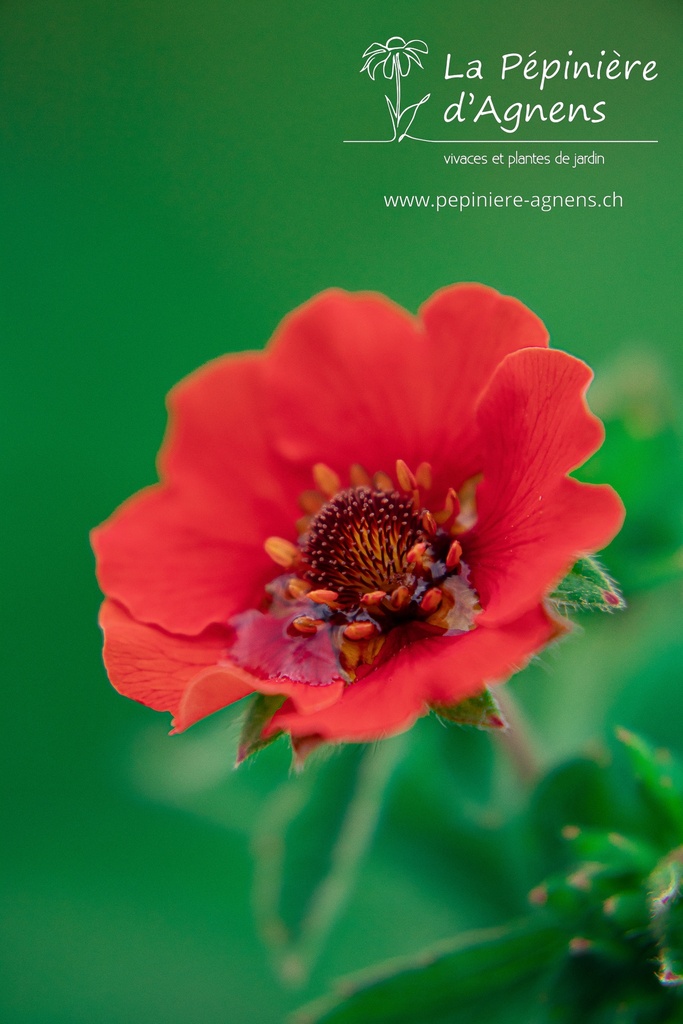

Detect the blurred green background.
[{"left": 2, "top": 1, "right": 681, "bottom": 1021}]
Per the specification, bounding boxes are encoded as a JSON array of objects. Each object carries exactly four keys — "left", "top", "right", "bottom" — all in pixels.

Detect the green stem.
[
  {"left": 494, "top": 687, "right": 541, "bottom": 785},
  {"left": 279, "top": 735, "right": 406, "bottom": 986}
]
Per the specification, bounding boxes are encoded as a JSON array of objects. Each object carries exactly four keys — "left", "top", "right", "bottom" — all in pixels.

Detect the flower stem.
[
  {"left": 277, "top": 735, "right": 406, "bottom": 986},
  {"left": 494, "top": 687, "right": 541, "bottom": 786}
]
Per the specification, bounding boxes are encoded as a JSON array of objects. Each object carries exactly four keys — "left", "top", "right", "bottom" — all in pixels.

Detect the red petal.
[
  {"left": 263, "top": 290, "right": 429, "bottom": 477},
  {"left": 263, "top": 286, "right": 549, "bottom": 495},
  {"left": 465, "top": 349, "right": 625, "bottom": 626},
  {"left": 229, "top": 607, "right": 346, "bottom": 687},
  {"left": 160, "top": 353, "right": 302, "bottom": 509},
  {"left": 92, "top": 356, "right": 301, "bottom": 635},
  {"left": 266, "top": 606, "right": 557, "bottom": 743},
  {"left": 99, "top": 600, "right": 344, "bottom": 733},
  {"left": 92, "top": 484, "right": 277, "bottom": 636},
  {"left": 99, "top": 599, "right": 250, "bottom": 727},
  {"left": 419, "top": 284, "right": 549, "bottom": 491}
]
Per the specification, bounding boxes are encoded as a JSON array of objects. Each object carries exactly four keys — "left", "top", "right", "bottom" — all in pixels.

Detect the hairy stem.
[
  {"left": 494, "top": 687, "right": 541, "bottom": 785},
  {"left": 279, "top": 735, "right": 406, "bottom": 986}
]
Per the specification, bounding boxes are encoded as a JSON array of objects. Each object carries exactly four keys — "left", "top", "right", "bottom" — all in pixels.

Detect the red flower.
[{"left": 91, "top": 285, "right": 624, "bottom": 753}]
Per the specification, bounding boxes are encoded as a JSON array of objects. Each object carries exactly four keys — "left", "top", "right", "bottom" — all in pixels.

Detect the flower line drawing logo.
[{"left": 360, "top": 37, "right": 431, "bottom": 142}]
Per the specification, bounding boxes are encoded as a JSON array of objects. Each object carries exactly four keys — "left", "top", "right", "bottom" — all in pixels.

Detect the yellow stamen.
[
  {"left": 299, "top": 489, "right": 325, "bottom": 514},
  {"left": 420, "top": 588, "right": 443, "bottom": 614},
  {"left": 291, "top": 615, "right": 323, "bottom": 636},
  {"left": 313, "top": 463, "right": 341, "bottom": 499},
  {"left": 390, "top": 585, "right": 411, "bottom": 610},
  {"left": 349, "top": 463, "right": 372, "bottom": 487},
  {"left": 415, "top": 462, "right": 432, "bottom": 490},
  {"left": 422, "top": 511, "right": 437, "bottom": 537},
  {"left": 343, "top": 621, "right": 379, "bottom": 640},
  {"left": 295, "top": 515, "right": 312, "bottom": 536},
  {"left": 407, "top": 541, "right": 428, "bottom": 565},
  {"left": 264, "top": 536, "right": 300, "bottom": 569},
  {"left": 307, "top": 589, "right": 340, "bottom": 607},
  {"left": 286, "top": 578, "right": 311, "bottom": 600},
  {"left": 395, "top": 459, "right": 416, "bottom": 493},
  {"left": 446, "top": 539, "right": 462, "bottom": 569},
  {"left": 373, "top": 470, "right": 394, "bottom": 492},
  {"left": 434, "top": 487, "right": 460, "bottom": 526}
]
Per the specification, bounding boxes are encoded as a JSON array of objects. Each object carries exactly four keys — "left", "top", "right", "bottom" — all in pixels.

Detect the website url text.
[{"left": 384, "top": 192, "right": 623, "bottom": 212}]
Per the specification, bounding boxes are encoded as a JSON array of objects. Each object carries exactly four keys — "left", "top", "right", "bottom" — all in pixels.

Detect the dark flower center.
[
  {"left": 303, "top": 487, "right": 423, "bottom": 605},
  {"left": 231, "top": 461, "right": 481, "bottom": 686}
]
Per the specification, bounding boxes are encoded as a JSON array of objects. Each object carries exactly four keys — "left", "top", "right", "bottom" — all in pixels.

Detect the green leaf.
[
  {"left": 236, "top": 693, "right": 285, "bottom": 765},
  {"left": 529, "top": 757, "right": 620, "bottom": 859},
  {"left": 616, "top": 729, "right": 683, "bottom": 842},
  {"left": 431, "top": 687, "right": 507, "bottom": 731},
  {"left": 292, "top": 919, "right": 564, "bottom": 1024},
  {"left": 252, "top": 737, "right": 405, "bottom": 986},
  {"left": 550, "top": 556, "right": 625, "bottom": 613}
]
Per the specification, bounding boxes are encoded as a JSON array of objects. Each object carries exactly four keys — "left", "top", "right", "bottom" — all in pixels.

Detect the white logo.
[{"left": 358, "top": 37, "right": 431, "bottom": 142}]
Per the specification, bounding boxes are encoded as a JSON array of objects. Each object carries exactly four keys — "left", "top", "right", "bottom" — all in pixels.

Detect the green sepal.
[
  {"left": 561, "top": 825, "right": 657, "bottom": 875},
  {"left": 550, "top": 555, "right": 625, "bottom": 613},
  {"left": 235, "top": 693, "right": 286, "bottom": 766},
  {"left": 431, "top": 687, "right": 507, "bottom": 731},
  {"left": 649, "top": 853, "right": 683, "bottom": 987}
]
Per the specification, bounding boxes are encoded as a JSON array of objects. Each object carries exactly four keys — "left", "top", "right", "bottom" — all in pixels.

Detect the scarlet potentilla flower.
[{"left": 91, "top": 284, "right": 624, "bottom": 760}]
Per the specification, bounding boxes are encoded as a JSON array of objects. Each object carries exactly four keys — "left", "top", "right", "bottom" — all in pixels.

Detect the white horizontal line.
[{"left": 343, "top": 139, "right": 658, "bottom": 144}]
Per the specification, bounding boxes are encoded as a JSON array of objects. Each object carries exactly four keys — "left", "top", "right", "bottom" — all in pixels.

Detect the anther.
[
  {"left": 313, "top": 463, "right": 341, "bottom": 499},
  {"left": 295, "top": 515, "right": 311, "bottom": 536},
  {"left": 290, "top": 616, "right": 322, "bottom": 636},
  {"left": 390, "top": 585, "right": 411, "bottom": 610},
  {"left": 343, "top": 621, "right": 379, "bottom": 640},
  {"left": 420, "top": 588, "right": 443, "bottom": 614},
  {"left": 349, "top": 463, "right": 372, "bottom": 487},
  {"left": 307, "top": 589, "right": 340, "bottom": 607},
  {"left": 434, "top": 488, "right": 460, "bottom": 526},
  {"left": 395, "top": 459, "right": 417, "bottom": 493},
  {"left": 446, "top": 539, "right": 463, "bottom": 569},
  {"left": 299, "top": 489, "right": 325, "bottom": 514},
  {"left": 373, "top": 470, "right": 394, "bottom": 492},
  {"left": 453, "top": 475, "right": 481, "bottom": 532},
  {"left": 286, "top": 578, "right": 311, "bottom": 600},
  {"left": 415, "top": 462, "right": 432, "bottom": 490},
  {"left": 421, "top": 511, "right": 437, "bottom": 537},
  {"left": 360, "top": 590, "right": 387, "bottom": 607},
  {"left": 264, "top": 536, "right": 300, "bottom": 569},
  {"left": 406, "top": 541, "right": 428, "bottom": 565}
]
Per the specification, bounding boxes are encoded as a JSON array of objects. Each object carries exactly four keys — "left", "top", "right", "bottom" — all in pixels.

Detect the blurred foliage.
[
  {"left": 294, "top": 731, "right": 683, "bottom": 1023},
  {"left": 578, "top": 350, "right": 683, "bottom": 594}
]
